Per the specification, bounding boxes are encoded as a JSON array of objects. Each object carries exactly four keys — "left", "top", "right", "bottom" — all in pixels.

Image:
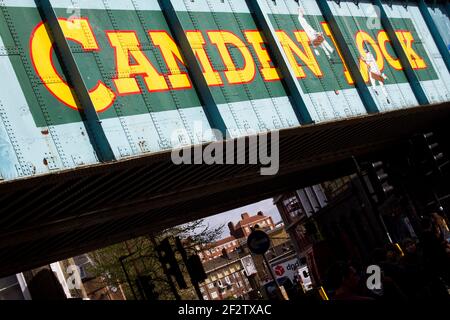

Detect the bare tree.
[{"left": 87, "top": 219, "right": 224, "bottom": 300}]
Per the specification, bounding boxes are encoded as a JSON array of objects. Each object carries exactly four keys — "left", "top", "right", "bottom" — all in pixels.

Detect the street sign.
[
  {"left": 241, "top": 255, "right": 257, "bottom": 276},
  {"left": 247, "top": 230, "right": 271, "bottom": 255}
]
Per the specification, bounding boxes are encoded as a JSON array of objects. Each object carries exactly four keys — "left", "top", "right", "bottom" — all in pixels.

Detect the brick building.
[
  {"left": 198, "top": 236, "right": 240, "bottom": 263},
  {"left": 228, "top": 212, "right": 275, "bottom": 238},
  {"left": 198, "top": 211, "right": 275, "bottom": 263},
  {"left": 199, "top": 251, "right": 254, "bottom": 300}
]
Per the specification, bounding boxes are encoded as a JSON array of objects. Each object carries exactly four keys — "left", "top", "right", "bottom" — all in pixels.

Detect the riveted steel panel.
[
  {"left": 382, "top": 2, "right": 450, "bottom": 104},
  {"left": 0, "top": 1, "right": 97, "bottom": 180},
  {"left": 427, "top": 3, "right": 450, "bottom": 49},
  {"left": 0, "top": 0, "right": 449, "bottom": 183},
  {"left": 261, "top": 0, "right": 368, "bottom": 121},
  {"left": 172, "top": 0, "right": 300, "bottom": 135},
  {"left": 47, "top": 0, "right": 213, "bottom": 158},
  {"left": 326, "top": 0, "right": 424, "bottom": 111}
]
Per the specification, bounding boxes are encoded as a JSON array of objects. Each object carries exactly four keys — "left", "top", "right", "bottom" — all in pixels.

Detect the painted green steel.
[
  {"left": 36, "top": 0, "right": 116, "bottom": 161},
  {"left": 246, "top": 0, "right": 314, "bottom": 124},
  {"left": 419, "top": 0, "right": 450, "bottom": 72},
  {"left": 0, "top": 0, "right": 449, "bottom": 182},
  {"left": 381, "top": 1, "right": 450, "bottom": 104},
  {"left": 374, "top": 0, "right": 429, "bottom": 105},
  {"left": 158, "top": 0, "right": 228, "bottom": 137},
  {"left": 326, "top": 1, "right": 421, "bottom": 111},
  {"left": 316, "top": 0, "right": 379, "bottom": 114}
]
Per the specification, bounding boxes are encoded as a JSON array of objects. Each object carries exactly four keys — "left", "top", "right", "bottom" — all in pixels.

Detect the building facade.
[
  {"left": 199, "top": 252, "right": 254, "bottom": 300},
  {"left": 198, "top": 236, "right": 240, "bottom": 263},
  {"left": 274, "top": 169, "right": 427, "bottom": 287},
  {"left": 228, "top": 212, "right": 275, "bottom": 238}
]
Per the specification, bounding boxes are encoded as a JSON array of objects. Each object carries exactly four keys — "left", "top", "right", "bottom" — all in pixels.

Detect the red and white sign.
[
  {"left": 270, "top": 257, "right": 301, "bottom": 281},
  {"left": 274, "top": 265, "right": 285, "bottom": 276}
]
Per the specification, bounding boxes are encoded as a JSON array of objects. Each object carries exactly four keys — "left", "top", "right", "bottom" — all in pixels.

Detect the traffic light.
[
  {"left": 422, "top": 132, "right": 448, "bottom": 177},
  {"left": 174, "top": 237, "right": 207, "bottom": 284},
  {"left": 136, "top": 275, "right": 159, "bottom": 300},
  {"left": 367, "top": 160, "right": 394, "bottom": 202},
  {"left": 186, "top": 254, "right": 207, "bottom": 283},
  {"left": 156, "top": 238, "right": 187, "bottom": 289}
]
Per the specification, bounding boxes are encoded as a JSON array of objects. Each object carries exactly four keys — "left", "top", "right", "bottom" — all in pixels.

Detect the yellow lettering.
[
  {"left": 149, "top": 31, "right": 191, "bottom": 89},
  {"left": 244, "top": 30, "right": 280, "bottom": 81},
  {"left": 106, "top": 31, "right": 168, "bottom": 94},
  {"left": 395, "top": 31, "right": 426, "bottom": 69},
  {"left": 293, "top": 31, "right": 323, "bottom": 77},
  {"left": 30, "top": 18, "right": 115, "bottom": 112},
  {"left": 378, "top": 31, "right": 402, "bottom": 70},
  {"left": 186, "top": 31, "right": 223, "bottom": 86},
  {"left": 276, "top": 30, "right": 323, "bottom": 78},
  {"left": 207, "top": 31, "right": 256, "bottom": 84},
  {"left": 355, "top": 31, "right": 384, "bottom": 82},
  {"left": 321, "top": 22, "right": 353, "bottom": 84}
]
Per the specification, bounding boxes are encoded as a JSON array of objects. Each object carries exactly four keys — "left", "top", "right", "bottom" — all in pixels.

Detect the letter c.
[{"left": 30, "top": 18, "right": 115, "bottom": 112}]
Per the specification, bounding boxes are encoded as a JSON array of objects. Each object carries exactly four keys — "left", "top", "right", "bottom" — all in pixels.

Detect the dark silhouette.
[
  {"left": 369, "top": 248, "right": 407, "bottom": 301},
  {"left": 325, "top": 261, "right": 374, "bottom": 300},
  {"left": 399, "top": 238, "right": 430, "bottom": 299},
  {"left": 419, "top": 217, "right": 450, "bottom": 299},
  {"left": 27, "top": 269, "right": 67, "bottom": 300}
]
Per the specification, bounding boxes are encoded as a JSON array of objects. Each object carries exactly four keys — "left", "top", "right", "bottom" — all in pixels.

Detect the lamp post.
[{"left": 119, "top": 252, "right": 138, "bottom": 300}]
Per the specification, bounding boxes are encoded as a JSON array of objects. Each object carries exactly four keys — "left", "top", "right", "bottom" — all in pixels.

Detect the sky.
[{"left": 200, "top": 198, "right": 282, "bottom": 238}]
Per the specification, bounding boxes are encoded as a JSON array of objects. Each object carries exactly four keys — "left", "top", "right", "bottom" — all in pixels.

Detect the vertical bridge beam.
[
  {"left": 373, "top": 0, "right": 430, "bottom": 105},
  {"left": 246, "top": 0, "right": 314, "bottom": 124},
  {"left": 35, "top": 0, "right": 116, "bottom": 162},
  {"left": 158, "top": 0, "right": 227, "bottom": 138},
  {"left": 418, "top": 0, "right": 450, "bottom": 72},
  {"left": 316, "top": 0, "right": 379, "bottom": 114}
]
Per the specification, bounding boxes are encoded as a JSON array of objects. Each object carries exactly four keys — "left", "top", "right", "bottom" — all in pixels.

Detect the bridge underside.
[{"left": 0, "top": 103, "right": 449, "bottom": 277}]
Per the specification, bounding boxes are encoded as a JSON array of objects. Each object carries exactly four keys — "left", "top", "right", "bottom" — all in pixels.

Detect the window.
[
  {"left": 0, "top": 275, "right": 25, "bottom": 300},
  {"left": 200, "top": 287, "right": 205, "bottom": 293},
  {"left": 208, "top": 283, "right": 214, "bottom": 289},
  {"left": 210, "top": 292, "right": 218, "bottom": 299},
  {"left": 79, "top": 265, "right": 87, "bottom": 280},
  {"left": 282, "top": 194, "right": 304, "bottom": 220},
  {"left": 203, "top": 295, "right": 209, "bottom": 300}
]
